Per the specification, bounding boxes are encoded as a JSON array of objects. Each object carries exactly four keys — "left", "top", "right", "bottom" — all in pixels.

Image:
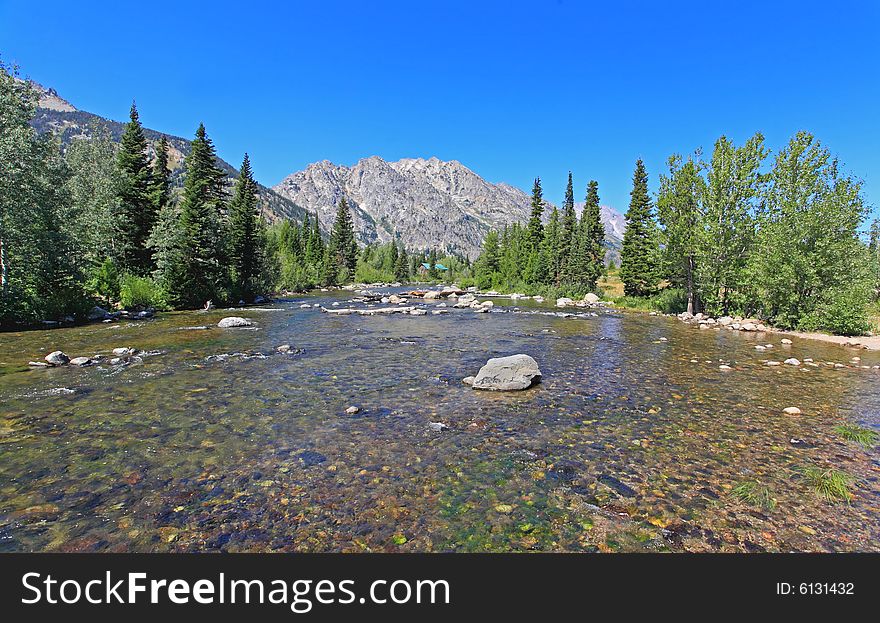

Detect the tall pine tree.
[
  {"left": 560, "top": 172, "right": 577, "bottom": 283},
  {"left": 574, "top": 180, "right": 605, "bottom": 292},
  {"left": 328, "top": 197, "right": 357, "bottom": 282},
  {"left": 228, "top": 153, "right": 264, "bottom": 301},
  {"left": 162, "top": 123, "right": 228, "bottom": 308},
  {"left": 149, "top": 135, "right": 172, "bottom": 216},
  {"left": 619, "top": 159, "right": 660, "bottom": 296},
  {"left": 115, "top": 103, "right": 155, "bottom": 274}
]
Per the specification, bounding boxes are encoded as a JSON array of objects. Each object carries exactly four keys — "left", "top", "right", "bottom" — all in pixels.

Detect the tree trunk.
[{"left": 0, "top": 233, "right": 8, "bottom": 300}]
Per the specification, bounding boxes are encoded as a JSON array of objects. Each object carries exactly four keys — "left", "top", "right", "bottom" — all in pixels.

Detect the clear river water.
[{"left": 1, "top": 290, "right": 878, "bottom": 552}]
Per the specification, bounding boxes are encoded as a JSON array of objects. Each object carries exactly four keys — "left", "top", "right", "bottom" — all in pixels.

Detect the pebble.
[
  {"left": 719, "top": 365, "right": 732, "bottom": 371},
  {"left": 427, "top": 422, "right": 449, "bottom": 432},
  {"left": 781, "top": 338, "right": 793, "bottom": 345},
  {"left": 345, "top": 406, "right": 360, "bottom": 415},
  {"left": 784, "top": 358, "right": 801, "bottom": 366},
  {"left": 783, "top": 407, "right": 802, "bottom": 415}
]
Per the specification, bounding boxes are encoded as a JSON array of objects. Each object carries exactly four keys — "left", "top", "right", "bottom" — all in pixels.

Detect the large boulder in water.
[
  {"left": 44, "top": 351, "right": 70, "bottom": 366},
  {"left": 470, "top": 354, "right": 542, "bottom": 391},
  {"left": 217, "top": 317, "right": 253, "bottom": 328}
]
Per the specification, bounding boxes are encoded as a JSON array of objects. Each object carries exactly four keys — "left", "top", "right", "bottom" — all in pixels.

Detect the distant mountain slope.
[
  {"left": 275, "top": 156, "right": 626, "bottom": 258},
  {"left": 26, "top": 81, "right": 307, "bottom": 223}
]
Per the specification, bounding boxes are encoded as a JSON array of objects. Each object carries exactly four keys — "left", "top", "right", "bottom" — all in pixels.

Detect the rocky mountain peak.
[{"left": 274, "top": 156, "right": 625, "bottom": 258}]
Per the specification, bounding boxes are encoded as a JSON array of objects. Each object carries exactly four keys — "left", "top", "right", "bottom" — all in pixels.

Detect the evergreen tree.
[
  {"left": 428, "top": 248, "right": 439, "bottom": 279},
  {"left": 228, "top": 153, "right": 265, "bottom": 301},
  {"left": 328, "top": 198, "right": 357, "bottom": 281},
  {"left": 559, "top": 172, "right": 577, "bottom": 282},
  {"left": 619, "top": 158, "right": 660, "bottom": 296},
  {"left": 568, "top": 180, "right": 604, "bottom": 292},
  {"left": 115, "top": 103, "right": 156, "bottom": 274},
  {"left": 527, "top": 177, "right": 544, "bottom": 251},
  {"left": 394, "top": 244, "right": 409, "bottom": 281},
  {"left": 149, "top": 135, "right": 172, "bottom": 217},
  {"left": 162, "top": 123, "right": 228, "bottom": 308},
  {"left": 543, "top": 207, "right": 562, "bottom": 285}
]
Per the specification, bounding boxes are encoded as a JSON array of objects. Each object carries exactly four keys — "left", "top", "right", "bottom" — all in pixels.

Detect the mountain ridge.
[
  {"left": 25, "top": 79, "right": 308, "bottom": 224},
  {"left": 274, "top": 156, "right": 625, "bottom": 258},
  {"left": 26, "top": 79, "right": 625, "bottom": 260}
]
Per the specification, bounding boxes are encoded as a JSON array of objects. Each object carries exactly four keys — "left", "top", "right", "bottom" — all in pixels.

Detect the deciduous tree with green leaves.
[{"left": 657, "top": 152, "right": 705, "bottom": 314}]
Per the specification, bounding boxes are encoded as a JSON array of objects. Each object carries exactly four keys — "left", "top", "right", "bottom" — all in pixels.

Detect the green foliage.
[
  {"left": 697, "top": 134, "right": 767, "bottom": 315},
  {"left": 228, "top": 153, "right": 266, "bottom": 302},
  {"left": 619, "top": 159, "right": 660, "bottom": 296},
  {"left": 160, "top": 123, "right": 228, "bottom": 308},
  {"left": 115, "top": 103, "right": 156, "bottom": 274},
  {"left": 750, "top": 132, "right": 868, "bottom": 330},
  {"left": 0, "top": 64, "right": 88, "bottom": 325},
  {"left": 657, "top": 152, "right": 704, "bottom": 313},
  {"left": 797, "top": 466, "right": 854, "bottom": 504},
  {"left": 651, "top": 287, "right": 689, "bottom": 314},
  {"left": 328, "top": 197, "right": 358, "bottom": 279},
  {"left": 119, "top": 274, "right": 166, "bottom": 309},
  {"left": 86, "top": 257, "right": 121, "bottom": 306},
  {"left": 730, "top": 481, "right": 777, "bottom": 511},
  {"left": 833, "top": 424, "right": 879, "bottom": 449}
]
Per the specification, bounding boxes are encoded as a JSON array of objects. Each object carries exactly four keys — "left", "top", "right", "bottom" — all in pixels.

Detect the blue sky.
[{"left": 1, "top": 0, "right": 878, "bottom": 217}]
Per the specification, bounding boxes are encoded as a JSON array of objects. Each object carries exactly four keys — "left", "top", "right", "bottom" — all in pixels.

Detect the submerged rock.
[
  {"left": 597, "top": 474, "right": 637, "bottom": 497},
  {"left": 469, "top": 354, "right": 542, "bottom": 391},
  {"left": 217, "top": 317, "right": 253, "bottom": 328},
  {"left": 44, "top": 351, "right": 70, "bottom": 366},
  {"left": 296, "top": 450, "right": 327, "bottom": 467}
]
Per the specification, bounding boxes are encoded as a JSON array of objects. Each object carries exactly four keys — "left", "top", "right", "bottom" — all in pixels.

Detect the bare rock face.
[
  {"left": 274, "top": 156, "right": 625, "bottom": 259},
  {"left": 470, "top": 354, "right": 542, "bottom": 391}
]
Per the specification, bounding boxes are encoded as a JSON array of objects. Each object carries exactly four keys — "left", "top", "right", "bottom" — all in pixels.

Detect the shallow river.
[{"left": 1, "top": 290, "right": 878, "bottom": 552}]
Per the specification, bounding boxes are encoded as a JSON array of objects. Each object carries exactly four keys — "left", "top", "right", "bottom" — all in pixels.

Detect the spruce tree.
[
  {"left": 149, "top": 135, "right": 172, "bottom": 216},
  {"left": 619, "top": 159, "right": 660, "bottom": 297},
  {"left": 527, "top": 177, "right": 544, "bottom": 251},
  {"left": 560, "top": 172, "right": 577, "bottom": 282},
  {"left": 543, "top": 207, "right": 561, "bottom": 285},
  {"left": 583, "top": 180, "right": 605, "bottom": 288},
  {"left": 329, "top": 198, "right": 357, "bottom": 281},
  {"left": 228, "top": 153, "right": 264, "bottom": 301},
  {"left": 163, "top": 123, "right": 228, "bottom": 308},
  {"left": 394, "top": 244, "right": 409, "bottom": 281},
  {"left": 115, "top": 103, "right": 155, "bottom": 274}
]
